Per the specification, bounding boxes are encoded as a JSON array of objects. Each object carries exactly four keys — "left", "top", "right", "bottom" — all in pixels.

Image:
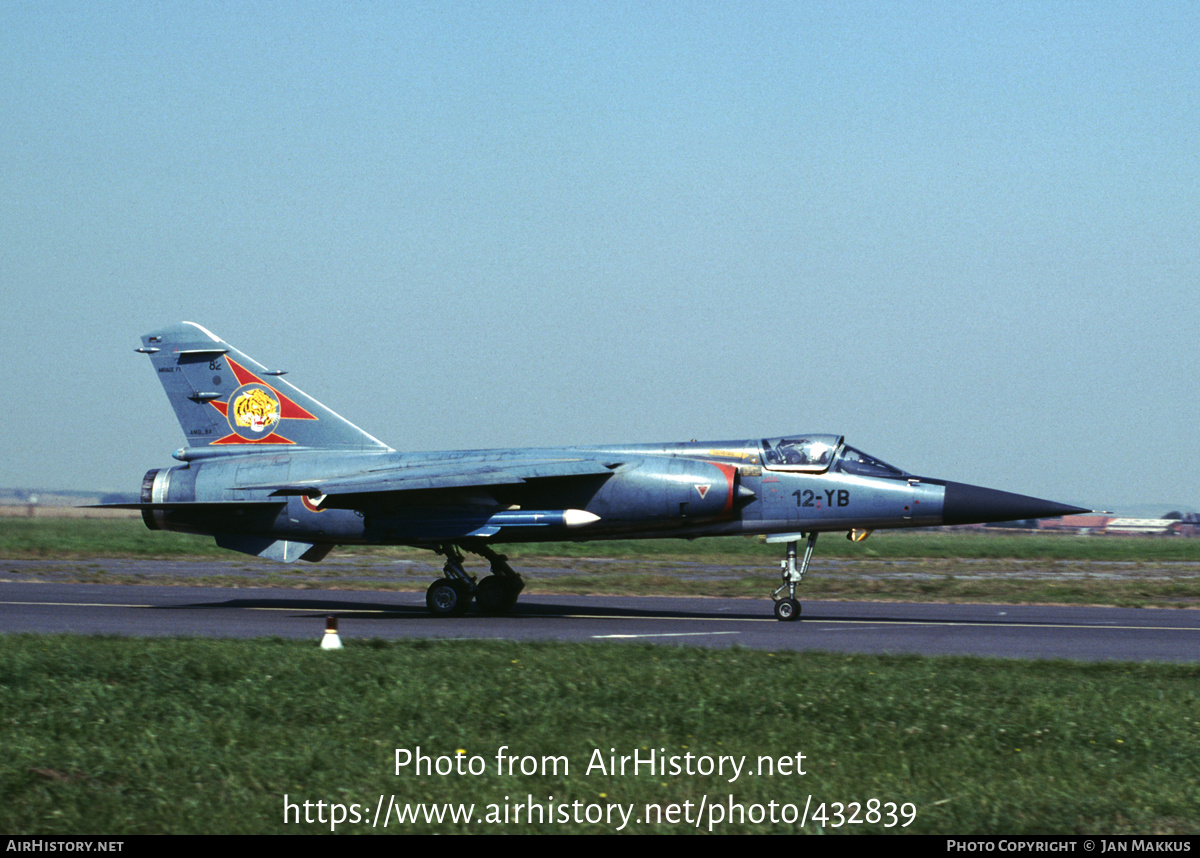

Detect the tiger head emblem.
[{"left": 232, "top": 387, "right": 280, "bottom": 434}]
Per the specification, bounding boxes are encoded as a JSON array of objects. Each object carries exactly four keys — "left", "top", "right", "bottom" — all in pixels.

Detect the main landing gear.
[
  {"left": 424, "top": 542, "right": 526, "bottom": 617},
  {"left": 770, "top": 532, "right": 817, "bottom": 622}
]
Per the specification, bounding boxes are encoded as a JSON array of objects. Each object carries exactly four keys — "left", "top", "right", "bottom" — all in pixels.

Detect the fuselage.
[{"left": 140, "top": 434, "right": 955, "bottom": 547}]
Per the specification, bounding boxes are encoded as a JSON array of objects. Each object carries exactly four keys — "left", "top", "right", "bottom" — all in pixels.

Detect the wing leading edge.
[{"left": 241, "top": 457, "right": 620, "bottom": 503}]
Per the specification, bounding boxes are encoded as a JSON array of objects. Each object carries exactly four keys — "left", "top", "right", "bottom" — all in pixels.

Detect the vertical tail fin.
[{"left": 140, "top": 322, "right": 391, "bottom": 451}]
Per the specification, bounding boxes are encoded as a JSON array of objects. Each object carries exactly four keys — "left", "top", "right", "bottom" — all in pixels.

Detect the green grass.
[
  {"left": 514, "top": 532, "right": 1200, "bottom": 563},
  {"left": 1, "top": 636, "right": 1197, "bottom": 834},
  {"left": 6, "top": 518, "right": 1200, "bottom": 607},
  {"left": 6, "top": 517, "right": 1200, "bottom": 562},
  {"left": 0, "top": 517, "right": 228, "bottom": 558},
  {"left": 4, "top": 521, "right": 1199, "bottom": 832}
]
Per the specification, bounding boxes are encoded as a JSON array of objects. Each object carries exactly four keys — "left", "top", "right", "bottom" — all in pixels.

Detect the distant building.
[
  {"left": 1038, "top": 514, "right": 1112, "bottom": 534},
  {"left": 1103, "top": 518, "right": 1183, "bottom": 536},
  {"left": 1038, "top": 515, "right": 1192, "bottom": 536}
]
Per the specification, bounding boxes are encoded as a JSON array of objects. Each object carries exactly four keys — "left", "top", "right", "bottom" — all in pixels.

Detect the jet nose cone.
[{"left": 937, "top": 481, "right": 1090, "bottom": 526}]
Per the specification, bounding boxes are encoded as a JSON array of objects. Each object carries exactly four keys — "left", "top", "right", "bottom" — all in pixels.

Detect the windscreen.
[{"left": 835, "top": 446, "right": 907, "bottom": 478}]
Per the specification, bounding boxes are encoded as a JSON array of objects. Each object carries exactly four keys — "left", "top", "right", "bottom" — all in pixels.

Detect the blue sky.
[{"left": 2, "top": 2, "right": 1197, "bottom": 512}]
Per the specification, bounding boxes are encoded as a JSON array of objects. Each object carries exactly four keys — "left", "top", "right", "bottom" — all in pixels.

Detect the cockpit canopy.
[
  {"left": 760, "top": 435, "right": 908, "bottom": 479},
  {"left": 761, "top": 435, "right": 842, "bottom": 471}
]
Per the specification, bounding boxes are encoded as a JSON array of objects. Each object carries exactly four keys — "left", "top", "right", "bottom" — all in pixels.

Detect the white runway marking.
[{"left": 592, "top": 631, "right": 742, "bottom": 639}]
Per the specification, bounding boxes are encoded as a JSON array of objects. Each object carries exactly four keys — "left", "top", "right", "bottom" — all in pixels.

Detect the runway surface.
[{"left": 2, "top": 580, "right": 1198, "bottom": 661}]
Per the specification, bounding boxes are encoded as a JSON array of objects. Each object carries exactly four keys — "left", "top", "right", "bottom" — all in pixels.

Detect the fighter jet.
[{"left": 118, "top": 322, "right": 1087, "bottom": 621}]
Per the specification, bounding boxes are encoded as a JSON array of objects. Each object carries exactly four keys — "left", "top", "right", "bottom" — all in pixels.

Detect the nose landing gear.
[{"left": 770, "top": 532, "right": 817, "bottom": 622}]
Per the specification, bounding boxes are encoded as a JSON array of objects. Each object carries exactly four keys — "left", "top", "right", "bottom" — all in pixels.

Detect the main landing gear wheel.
[
  {"left": 475, "top": 575, "right": 521, "bottom": 615},
  {"left": 426, "top": 578, "right": 472, "bottom": 617},
  {"left": 773, "top": 598, "right": 801, "bottom": 622},
  {"left": 426, "top": 542, "right": 527, "bottom": 617}
]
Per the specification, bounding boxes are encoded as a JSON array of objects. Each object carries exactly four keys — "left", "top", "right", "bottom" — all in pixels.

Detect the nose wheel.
[
  {"left": 773, "top": 597, "right": 801, "bottom": 621},
  {"left": 770, "top": 532, "right": 817, "bottom": 622}
]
